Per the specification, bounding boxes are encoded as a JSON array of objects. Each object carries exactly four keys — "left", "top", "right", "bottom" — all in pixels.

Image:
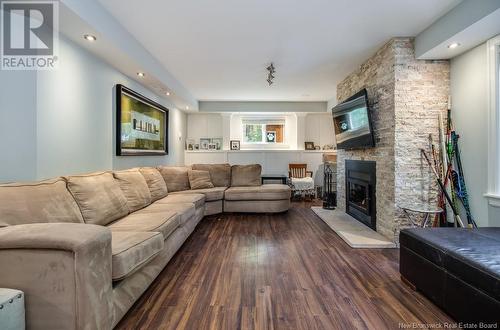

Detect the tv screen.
[{"left": 332, "top": 89, "right": 374, "bottom": 150}]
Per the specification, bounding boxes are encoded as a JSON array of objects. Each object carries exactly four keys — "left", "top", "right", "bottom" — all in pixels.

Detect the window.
[{"left": 242, "top": 119, "right": 285, "bottom": 144}]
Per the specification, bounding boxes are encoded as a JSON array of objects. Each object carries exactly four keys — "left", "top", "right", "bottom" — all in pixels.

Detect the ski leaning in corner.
[
  {"left": 443, "top": 106, "right": 477, "bottom": 228},
  {"left": 423, "top": 102, "right": 478, "bottom": 228}
]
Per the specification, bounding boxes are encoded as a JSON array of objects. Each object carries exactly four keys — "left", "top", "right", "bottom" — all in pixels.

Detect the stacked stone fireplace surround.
[{"left": 336, "top": 38, "right": 450, "bottom": 243}]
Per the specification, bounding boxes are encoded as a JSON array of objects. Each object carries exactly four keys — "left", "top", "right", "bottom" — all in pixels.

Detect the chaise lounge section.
[{"left": 0, "top": 163, "right": 290, "bottom": 329}]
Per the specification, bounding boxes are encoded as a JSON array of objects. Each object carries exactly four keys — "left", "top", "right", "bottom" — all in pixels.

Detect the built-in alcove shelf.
[{"left": 185, "top": 150, "right": 336, "bottom": 185}]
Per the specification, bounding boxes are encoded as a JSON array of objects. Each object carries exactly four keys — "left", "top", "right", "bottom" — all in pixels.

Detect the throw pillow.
[
  {"left": 188, "top": 170, "right": 215, "bottom": 190},
  {"left": 191, "top": 164, "right": 231, "bottom": 187}
]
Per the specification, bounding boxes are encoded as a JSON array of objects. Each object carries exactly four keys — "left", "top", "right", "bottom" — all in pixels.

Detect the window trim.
[{"left": 485, "top": 35, "right": 500, "bottom": 207}]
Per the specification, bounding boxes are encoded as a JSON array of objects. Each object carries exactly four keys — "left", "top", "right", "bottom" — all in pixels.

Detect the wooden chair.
[{"left": 288, "top": 164, "right": 315, "bottom": 199}]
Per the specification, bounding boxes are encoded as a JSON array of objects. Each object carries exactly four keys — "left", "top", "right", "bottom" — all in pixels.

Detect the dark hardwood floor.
[{"left": 116, "top": 201, "right": 453, "bottom": 329}]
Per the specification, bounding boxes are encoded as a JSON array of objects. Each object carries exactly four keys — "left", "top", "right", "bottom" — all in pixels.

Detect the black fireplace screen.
[
  {"left": 348, "top": 182, "right": 369, "bottom": 212},
  {"left": 345, "top": 160, "right": 376, "bottom": 230}
]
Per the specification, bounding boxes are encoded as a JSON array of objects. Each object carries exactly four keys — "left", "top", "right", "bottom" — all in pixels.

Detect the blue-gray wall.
[
  {"left": 0, "top": 70, "right": 37, "bottom": 182},
  {"left": 0, "top": 36, "right": 186, "bottom": 183}
]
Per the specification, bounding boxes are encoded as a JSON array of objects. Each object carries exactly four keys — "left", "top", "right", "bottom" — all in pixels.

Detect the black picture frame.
[
  {"left": 305, "top": 141, "right": 315, "bottom": 150},
  {"left": 230, "top": 140, "right": 240, "bottom": 150},
  {"left": 116, "top": 84, "right": 169, "bottom": 156}
]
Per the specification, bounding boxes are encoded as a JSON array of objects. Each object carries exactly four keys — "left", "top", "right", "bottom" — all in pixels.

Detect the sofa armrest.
[{"left": 0, "top": 223, "right": 113, "bottom": 330}]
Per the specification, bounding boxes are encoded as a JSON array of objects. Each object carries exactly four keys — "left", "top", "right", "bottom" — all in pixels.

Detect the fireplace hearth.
[{"left": 345, "top": 160, "right": 376, "bottom": 230}]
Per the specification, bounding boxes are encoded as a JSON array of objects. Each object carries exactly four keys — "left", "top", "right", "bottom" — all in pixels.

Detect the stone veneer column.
[{"left": 336, "top": 38, "right": 449, "bottom": 242}]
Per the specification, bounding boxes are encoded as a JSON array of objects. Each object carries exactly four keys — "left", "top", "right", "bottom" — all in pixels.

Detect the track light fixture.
[{"left": 266, "top": 63, "right": 276, "bottom": 85}]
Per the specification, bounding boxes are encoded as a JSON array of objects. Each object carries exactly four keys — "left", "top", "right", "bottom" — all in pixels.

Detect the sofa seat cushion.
[
  {"left": 157, "top": 166, "right": 190, "bottom": 192},
  {"left": 113, "top": 169, "right": 152, "bottom": 212},
  {"left": 138, "top": 167, "right": 168, "bottom": 202},
  {"left": 156, "top": 193, "right": 205, "bottom": 209},
  {"left": 231, "top": 164, "right": 262, "bottom": 187},
  {"left": 171, "top": 187, "right": 226, "bottom": 202},
  {"left": 400, "top": 228, "right": 500, "bottom": 302},
  {"left": 111, "top": 231, "right": 163, "bottom": 280},
  {"left": 0, "top": 178, "right": 84, "bottom": 227},
  {"left": 136, "top": 203, "right": 195, "bottom": 227},
  {"left": 191, "top": 164, "right": 231, "bottom": 187},
  {"left": 225, "top": 184, "right": 291, "bottom": 201},
  {"left": 65, "top": 172, "right": 129, "bottom": 226},
  {"left": 109, "top": 211, "right": 179, "bottom": 240}
]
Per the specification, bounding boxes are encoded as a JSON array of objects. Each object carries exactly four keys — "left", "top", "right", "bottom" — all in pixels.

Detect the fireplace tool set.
[{"left": 322, "top": 161, "right": 337, "bottom": 209}]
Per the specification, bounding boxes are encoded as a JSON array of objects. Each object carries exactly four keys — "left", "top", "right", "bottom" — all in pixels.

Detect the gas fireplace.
[{"left": 345, "top": 160, "right": 376, "bottom": 230}]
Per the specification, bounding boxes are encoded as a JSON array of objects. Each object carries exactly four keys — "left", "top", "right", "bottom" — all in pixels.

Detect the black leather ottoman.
[{"left": 400, "top": 228, "right": 500, "bottom": 324}]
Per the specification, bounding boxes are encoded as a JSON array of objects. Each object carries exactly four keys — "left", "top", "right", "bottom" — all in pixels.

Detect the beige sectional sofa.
[{"left": 0, "top": 163, "right": 290, "bottom": 329}]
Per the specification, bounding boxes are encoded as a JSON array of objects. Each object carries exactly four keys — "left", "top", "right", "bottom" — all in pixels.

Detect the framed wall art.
[
  {"left": 304, "top": 141, "right": 315, "bottom": 150},
  {"left": 116, "top": 84, "right": 168, "bottom": 156}
]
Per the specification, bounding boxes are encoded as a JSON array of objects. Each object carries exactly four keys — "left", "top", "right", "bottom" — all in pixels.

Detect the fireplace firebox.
[{"left": 345, "top": 160, "right": 376, "bottom": 230}]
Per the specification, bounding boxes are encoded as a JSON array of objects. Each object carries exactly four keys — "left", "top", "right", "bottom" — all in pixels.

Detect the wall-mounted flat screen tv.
[{"left": 332, "top": 89, "right": 375, "bottom": 150}]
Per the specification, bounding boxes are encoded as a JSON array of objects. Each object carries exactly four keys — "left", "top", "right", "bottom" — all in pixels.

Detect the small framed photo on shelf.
[
  {"left": 305, "top": 141, "right": 315, "bottom": 150},
  {"left": 211, "top": 137, "right": 223, "bottom": 150},
  {"left": 200, "top": 138, "right": 210, "bottom": 150},
  {"left": 230, "top": 140, "right": 240, "bottom": 150}
]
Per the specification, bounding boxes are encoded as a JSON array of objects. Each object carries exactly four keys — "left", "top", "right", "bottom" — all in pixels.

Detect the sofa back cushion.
[
  {"left": 138, "top": 167, "right": 168, "bottom": 201},
  {"left": 231, "top": 164, "right": 262, "bottom": 187},
  {"left": 113, "top": 169, "right": 152, "bottom": 212},
  {"left": 0, "top": 178, "right": 84, "bottom": 227},
  {"left": 157, "top": 166, "right": 190, "bottom": 192},
  {"left": 191, "top": 164, "right": 231, "bottom": 187},
  {"left": 188, "top": 170, "right": 215, "bottom": 190},
  {"left": 65, "top": 172, "right": 129, "bottom": 226}
]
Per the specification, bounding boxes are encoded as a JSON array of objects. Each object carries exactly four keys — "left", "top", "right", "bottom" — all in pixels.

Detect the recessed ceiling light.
[
  {"left": 185, "top": 106, "right": 190, "bottom": 110},
  {"left": 448, "top": 42, "right": 460, "bottom": 49},
  {"left": 83, "top": 34, "right": 96, "bottom": 42},
  {"left": 137, "top": 72, "right": 145, "bottom": 78},
  {"left": 165, "top": 91, "right": 171, "bottom": 96}
]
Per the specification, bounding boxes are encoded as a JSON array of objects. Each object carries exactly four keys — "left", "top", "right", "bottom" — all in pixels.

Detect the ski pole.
[{"left": 421, "top": 149, "right": 465, "bottom": 228}]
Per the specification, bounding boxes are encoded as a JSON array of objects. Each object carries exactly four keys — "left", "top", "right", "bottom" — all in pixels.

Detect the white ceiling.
[{"left": 97, "top": 0, "right": 460, "bottom": 102}]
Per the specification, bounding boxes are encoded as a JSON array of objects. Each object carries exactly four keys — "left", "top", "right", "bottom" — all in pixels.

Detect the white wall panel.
[
  {"left": 227, "top": 151, "right": 266, "bottom": 166},
  {"left": 187, "top": 114, "right": 224, "bottom": 143},
  {"left": 185, "top": 151, "right": 227, "bottom": 165},
  {"left": 304, "top": 114, "right": 335, "bottom": 148},
  {"left": 264, "top": 152, "right": 301, "bottom": 175}
]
